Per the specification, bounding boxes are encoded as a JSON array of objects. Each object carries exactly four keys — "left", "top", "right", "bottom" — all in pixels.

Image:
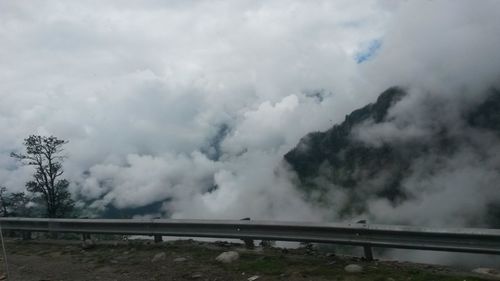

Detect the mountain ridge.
[{"left": 284, "top": 86, "right": 500, "bottom": 224}]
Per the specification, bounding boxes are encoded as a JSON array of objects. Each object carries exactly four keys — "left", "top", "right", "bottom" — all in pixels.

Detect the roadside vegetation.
[{"left": 0, "top": 239, "right": 492, "bottom": 281}]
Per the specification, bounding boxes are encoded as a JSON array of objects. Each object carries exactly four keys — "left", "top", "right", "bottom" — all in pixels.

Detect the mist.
[
  {"left": 0, "top": 0, "right": 387, "bottom": 221},
  {"left": 1, "top": 0, "right": 500, "bottom": 251}
]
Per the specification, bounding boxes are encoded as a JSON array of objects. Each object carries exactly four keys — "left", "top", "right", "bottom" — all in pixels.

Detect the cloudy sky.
[{"left": 1, "top": 0, "right": 500, "bottom": 223}]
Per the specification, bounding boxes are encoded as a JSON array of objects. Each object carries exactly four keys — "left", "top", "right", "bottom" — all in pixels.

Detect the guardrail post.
[
  {"left": 22, "top": 231, "right": 31, "bottom": 240},
  {"left": 152, "top": 217, "right": 163, "bottom": 243},
  {"left": 356, "top": 220, "right": 373, "bottom": 261},
  {"left": 363, "top": 245, "right": 373, "bottom": 261},
  {"left": 82, "top": 233, "right": 91, "bottom": 241},
  {"left": 240, "top": 217, "right": 255, "bottom": 249},
  {"left": 154, "top": 235, "right": 163, "bottom": 243}
]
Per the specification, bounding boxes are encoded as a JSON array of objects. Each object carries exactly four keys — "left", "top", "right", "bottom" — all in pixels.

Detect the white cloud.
[
  {"left": 1, "top": 0, "right": 500, "bottom": 233},
  {"left": 1, "top": 0, "right": 390, "bottom": 220},
  {"left": 361, "top": 0, "right": 500, "bottom": 95}
]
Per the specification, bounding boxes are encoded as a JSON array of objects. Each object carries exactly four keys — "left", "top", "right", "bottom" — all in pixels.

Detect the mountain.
[
  {"left": 284, "top": 86, "right": 500, "bottom": 221},
  {"left": 285, "top": 87, "right": 409, "bottom": 199}
]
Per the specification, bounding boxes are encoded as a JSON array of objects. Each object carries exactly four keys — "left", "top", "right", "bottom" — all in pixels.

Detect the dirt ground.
[{"left": 0, "top": 238, "right": 495, "bottom": 281}]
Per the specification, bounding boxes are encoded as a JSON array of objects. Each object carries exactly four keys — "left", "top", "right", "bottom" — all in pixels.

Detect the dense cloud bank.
[
  {"left": 287, "top": 87, "right": 500, "bottom": 228},
  {"left": 353, "top": 89, "right": 500, "bottom": 226},
  {"left": 1, "top": 0, "right": 500, "bottom": 228}
]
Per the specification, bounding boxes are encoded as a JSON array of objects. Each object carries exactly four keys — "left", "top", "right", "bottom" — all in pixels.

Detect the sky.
[{"left": 1, "top": 0, "right": 500, "bottom": 227}]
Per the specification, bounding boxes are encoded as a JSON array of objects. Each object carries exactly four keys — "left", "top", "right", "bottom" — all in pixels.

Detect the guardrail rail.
[{"left": 1, "top": 217, "right": 500, "bottom": 260}]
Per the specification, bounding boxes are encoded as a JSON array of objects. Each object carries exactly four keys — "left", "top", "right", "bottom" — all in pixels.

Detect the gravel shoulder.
[{"left": 0, "top": 238, "right": 496, "bottom": 281}]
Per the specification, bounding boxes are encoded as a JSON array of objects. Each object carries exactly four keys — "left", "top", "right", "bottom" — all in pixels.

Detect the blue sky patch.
[{"left": 355, "top": 39, "right": 382, "bottom": 64}]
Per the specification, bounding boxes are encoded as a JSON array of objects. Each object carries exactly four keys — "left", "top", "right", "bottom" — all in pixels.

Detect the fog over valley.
[{"left": 1, "top": 0, "right": 500, "bottom": 246}]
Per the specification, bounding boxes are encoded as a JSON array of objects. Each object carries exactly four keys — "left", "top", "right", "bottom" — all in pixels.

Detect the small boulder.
[
  {"left": 472, "top": 268, "right": 500, "bottom": 277},
  {"left": 151, "top": 252, "right": 166, "bottom": 262},
  {"left": 344, "top": 264, "right": 363, "bottom": 273},
  {"left": 81, "top": 239, "right": 95, "bottom": 250},
  {"left": 174, "top": 257, "right": 187, "bottom": 262},
  {"left": 247, "top": 275, "right": 260, "bottom": 281},
  {"left": 215, "top": 251, "right": 240, "bottom": 263}
]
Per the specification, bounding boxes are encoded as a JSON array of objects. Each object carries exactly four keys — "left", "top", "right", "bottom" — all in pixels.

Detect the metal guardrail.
[{"left": 1, "top": 217, "right": 500, "bottom": 260}]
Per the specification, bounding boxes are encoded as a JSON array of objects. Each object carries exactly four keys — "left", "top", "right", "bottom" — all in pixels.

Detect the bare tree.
[{"left": 11, "top": 135, "right": 74, "bottom": 218}]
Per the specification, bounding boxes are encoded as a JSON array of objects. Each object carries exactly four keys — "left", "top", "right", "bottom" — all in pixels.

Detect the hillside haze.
[
  {"left": 2, "top": 1, "right": 500, "bottom": 228},
  {"left": 285, "top": 87, "right": 500, "bottom": 227}
]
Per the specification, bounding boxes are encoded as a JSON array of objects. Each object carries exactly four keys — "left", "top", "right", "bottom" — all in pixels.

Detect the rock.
[
  {"left": 215, "top": 251, "right": 240, "bottom": 263},
  {"left": 0, "top": 274, "right": 6, "bottom": 280},
  {"left": 81, "top": 239, "right": 95, "bottom": 250},
  {"left": 472, "top": 268, "right": 500, "bottom": 277},
  {"left": 151, "top": 252, "right": 166, "bottom": 262},
  {"left": 191, "top": 273, "right": 203, "bottom": 279},
  {"left": 344, "top": 264, "right": 363, "bottom": 273},
  {"left": 247, "top": 275, "right": 260, "bottom": 281},
  {"left": 173, "top": 257, "right": 187, "bottom": 262}
]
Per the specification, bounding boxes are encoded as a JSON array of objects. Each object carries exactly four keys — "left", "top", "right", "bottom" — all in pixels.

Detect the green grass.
[
  {"left": 217, "top": 251, "right": 488, "bottom": 281},
  {"left": 236, "top": 255, "right": 288, "bottom": 275}
]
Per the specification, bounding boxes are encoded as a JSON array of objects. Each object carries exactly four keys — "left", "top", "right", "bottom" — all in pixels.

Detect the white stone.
[
  {"left": 215, "top": 251, "right": 240, "bottom": 263},
  {"left": 344, "top": 264, "right": 363, "bottom": 273},
  {"left": 151, "top": 252, "right": 166, "bottom": 262},
  {"left": 247, "top": 276, "right": 260, "bottom": 281},
  {"left": 173, "top": 257, "right": 187, "bottom": 262},
  {"left": 472, "top": 267, "right": 500, "bottom": 277},
  {"left": 81, "top": 239, "right": 95, "bottom": 250},
  {"left": 191, "top": 273, "right": 203, "bottom": 279}
]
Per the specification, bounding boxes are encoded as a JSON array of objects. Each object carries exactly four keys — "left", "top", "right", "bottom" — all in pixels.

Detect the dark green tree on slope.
[
  {"left": 11, "top": 135, "right": 74, "bottom": 218},
  {"left": 0, "top": 186, "right": 32, "bottom": 217}
]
